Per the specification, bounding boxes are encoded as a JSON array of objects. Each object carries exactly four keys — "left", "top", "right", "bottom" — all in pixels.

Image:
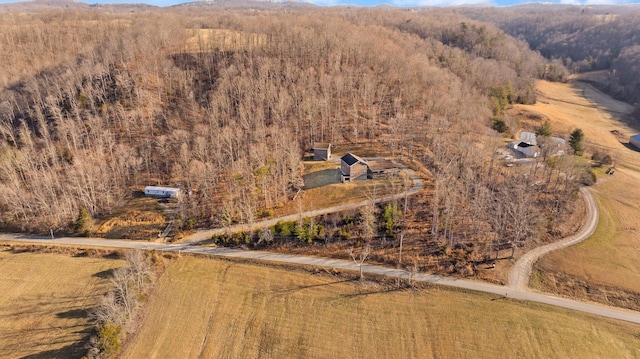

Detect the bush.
[
  {"left": 591, "top": 151, "right": 612, "bottom": 166},
  {"left": 97, "top": 322, "right": 121, "bottom": 359},
  {"left": 274, "top": 221, "right": 295, "bottom": 236},
  {"left": 491, "top": 117, "right": 509, "bottom": 134}
]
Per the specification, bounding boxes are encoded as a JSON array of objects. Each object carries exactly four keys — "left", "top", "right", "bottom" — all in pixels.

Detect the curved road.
[
  {"left": 2, "top": 169, "right": 637, "bottom": 324},
  {"left": 186, "top": 160, "right": 423, "bottom": 243},
  {"left": 508, "top": 187, "right": 599, "bottom": 289},
  {"left": 2, "top": 234, "right": 640, "bottom": 325}
]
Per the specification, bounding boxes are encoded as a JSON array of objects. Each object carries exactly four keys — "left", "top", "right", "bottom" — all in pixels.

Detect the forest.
[
  {"left": 0, "top": 3, "right": 593, "bottom": 269},
  {"left": 460, "top": 5, "right": 640, "bottom": 115}
]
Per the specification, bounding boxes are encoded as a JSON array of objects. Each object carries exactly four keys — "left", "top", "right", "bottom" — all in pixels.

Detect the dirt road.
[
  {"left": 508, "top": 187, "right": 599, "bottom": 290},
  {"left": 3, "top": 233, "right": 640, "bottom": 325}
]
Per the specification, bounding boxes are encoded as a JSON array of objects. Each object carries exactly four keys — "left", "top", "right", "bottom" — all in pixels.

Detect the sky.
[{"left": 0, "top": 0, "right": 639, "bottom": 9}]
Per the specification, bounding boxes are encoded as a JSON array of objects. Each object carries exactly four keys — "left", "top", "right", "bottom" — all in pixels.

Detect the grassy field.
[
  {"left": 121, "top": 256, "right": 640, "bottom": 359},
  {"left": 514, "top": 79, "right": 640, "bottom": 300},
  {"left": 0, "top": 249, "right": 123, "bottom": 359}
]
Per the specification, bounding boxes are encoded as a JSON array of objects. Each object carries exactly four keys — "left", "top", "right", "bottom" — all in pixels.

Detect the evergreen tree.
[
  {"left": 75, "top": 207, "right": 94, "bottom": 236},
  {"left": 570, "top": 128, "right": 585, "bottom": 156},
  {"left": 535, "top": 121, "right": 552, "bottom": 137}
]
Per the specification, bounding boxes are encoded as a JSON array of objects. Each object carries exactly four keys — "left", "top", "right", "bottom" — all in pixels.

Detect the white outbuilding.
[
  {"left": 630, "top": 134, "right": 640, "bottom": 150},
  {"left": 144, "top": 186, "right": 180, "bottom": 198}
]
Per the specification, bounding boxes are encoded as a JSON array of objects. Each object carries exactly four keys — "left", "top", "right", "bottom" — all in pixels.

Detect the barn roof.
[
  {"left": 341, "top": 153, "right": 366, "bottom": 166},
  {"left": 520, "top": 131, "right": 537, "bottom": 146},
  {"left": 367, "top": 159, "right": 396, "bottom": 172},
  {"left": 313, "top": 142, "right": 331, "bottom": 150}
]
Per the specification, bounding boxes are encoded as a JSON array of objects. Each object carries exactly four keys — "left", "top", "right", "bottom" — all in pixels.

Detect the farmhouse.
[
  {"left": 312, "top": 142, "right": 332, "bottom": 160},
  {"left": 509, "top": 131, "right": 568, "bottom": 158},
  {"left": 340, "top": 153, "right": 368, "bottom": 182},
  {"left": 144, "top": 186, "right": 180, "bottom": 198},
  {"left": 630, "top": 134, "right": 640, "bottom": 149}
]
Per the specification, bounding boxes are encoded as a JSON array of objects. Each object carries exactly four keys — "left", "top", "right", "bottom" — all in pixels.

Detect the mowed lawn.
[
  {"left": 121, "top": 257, "right": 640, "bottom": 359},
  {"left": 0, "top": 250, "right": 123, "bottom": 359}
]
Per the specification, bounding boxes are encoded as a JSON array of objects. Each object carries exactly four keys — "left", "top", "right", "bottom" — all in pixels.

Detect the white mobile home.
[{"left": 144, "top": 186, "right": 180, "bottom": 198}]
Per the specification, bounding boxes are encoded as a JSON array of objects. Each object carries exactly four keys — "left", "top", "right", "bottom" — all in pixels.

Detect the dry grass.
[
  {"left": 121, "top": 256, "right": 640, "bottom": 359},
  {"left": 519, "top": 79, "right": 640, "bottom": 298},
  {"left": 0, "top": 250, "right": 123, "bottom": 359},
  {"left": 95, "top": 197, "right": 167, "bottom": 240}
]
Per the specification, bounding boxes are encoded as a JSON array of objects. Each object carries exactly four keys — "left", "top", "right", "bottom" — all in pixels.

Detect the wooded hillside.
[
  {"left": 461, "top": 5, "right": 640, "bottom": 115},
  {"left": 0, "top": 4, "right": 584, "bottom": 265}
]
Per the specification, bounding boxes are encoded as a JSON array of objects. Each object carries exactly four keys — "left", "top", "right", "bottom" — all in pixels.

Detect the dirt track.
[{"left": 508, "top": 187, "right": 599, "bottom": 290}]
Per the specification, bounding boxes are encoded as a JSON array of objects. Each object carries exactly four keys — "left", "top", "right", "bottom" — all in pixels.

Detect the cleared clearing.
[
  {"left": 121, "top": 256, "right": 640, "bottom": 359},
  {"left": 0, "top": 250, "right": 123, "bottom": 359},
  {"left": 515, "top": 79, "right": 640, "bottom": 299}
]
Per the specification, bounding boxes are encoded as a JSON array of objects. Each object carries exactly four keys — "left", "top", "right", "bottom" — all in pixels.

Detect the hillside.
[
  {"left": 0, "top": 4, "right": 590, "bottom": 276},
  {"left": 460, "top": 5, "right": 640, "bottom": 117}
]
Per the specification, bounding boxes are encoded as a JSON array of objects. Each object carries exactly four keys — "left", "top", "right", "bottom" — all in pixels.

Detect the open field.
[
  {"left": 515, "top": 79, "right": 640, "bottom": 305},
  {"left": 121, "top": 256, "right": 640, "bottom": 359},
  {"left": 0, "top": 250, "right": 123, "bottom": 359}
]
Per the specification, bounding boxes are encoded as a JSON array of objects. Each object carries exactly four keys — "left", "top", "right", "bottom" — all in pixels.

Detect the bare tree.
[{"left": 349, "top": 244, "right": 371, "bottom": 281}]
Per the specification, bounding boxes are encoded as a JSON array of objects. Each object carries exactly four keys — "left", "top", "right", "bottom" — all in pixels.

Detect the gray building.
[{"left": 313, "top": 142, "right": 332, "bottom": 161}]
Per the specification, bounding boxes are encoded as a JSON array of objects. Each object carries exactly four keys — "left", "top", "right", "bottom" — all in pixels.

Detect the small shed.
[
  {"left": 313, "top": 142, "right": 332, "bottom": 161},
  {"left": 340, "top": 153, "right": 368, "bottom": 182},
  {"left": 366, "top": 159, "right": 397, "bottom": 179},
  {"left": 630, "top": 134, "right": 640, "bottom": 150},
  {"left": 144, "top": 186, "right": 180, "bottom": 198}
]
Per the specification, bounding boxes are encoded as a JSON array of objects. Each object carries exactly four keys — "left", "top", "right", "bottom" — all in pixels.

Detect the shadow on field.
[
  {"left": 339, "top": 286, "right": 400, "bottom": 299},
  {"left": 20, "top": 332, "right": 93, "bottom": 359},
  {"left": 56, "top": 308, "right": 90, "bottom": 319},
  {"left": 92, "top": 268, "right": 116, "bottom": 279},
  {"left": 270, "top": 278, "right": 353, "bottom": 295}
]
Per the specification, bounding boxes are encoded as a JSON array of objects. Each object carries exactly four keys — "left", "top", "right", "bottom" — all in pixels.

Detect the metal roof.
[
  {"left": 520, "top": 132, "right": 537, "bottom": 146},
  {"left": 341, "top": 153, "right": 366, "bottom": 166}
]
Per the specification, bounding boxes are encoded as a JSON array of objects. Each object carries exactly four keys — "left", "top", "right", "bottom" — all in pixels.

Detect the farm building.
[
  {"left": 630, "top": 134, "right": 640, "bottom": 149},
  {"left": 509, "top": 141, "right": 540, "bottom": 158},
  {"left": 519, "top": 131, "right": 537, "bottom": 146},
  {"left": 340, "top": 153, "right": 368, "bottom": 182},
  {"left": 144, "top": 186, "right": 180, "bottom": 198},
  {"left": 366, "top": 159, "right": 397, "bottom": 179},
  {"left": 312, "top": 142, "right": 332, "bottom": 160}
]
